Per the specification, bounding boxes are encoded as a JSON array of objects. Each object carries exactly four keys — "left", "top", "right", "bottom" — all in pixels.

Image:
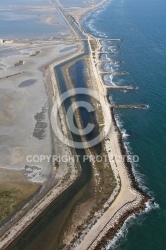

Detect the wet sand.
[
  {"left": 0, "top": 33, "right": 85, "bottom": 247},
  {"left": 73, "top": 35, "right": 150, "bottom": 250},
  {"left": 0, "top": 41, "right": 78, "bottom": 179}
]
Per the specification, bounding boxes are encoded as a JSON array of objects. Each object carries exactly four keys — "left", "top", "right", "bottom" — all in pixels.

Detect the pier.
[
  {"left": 106, "top": 85, "right": 137, "bottom": 90},
  {"left": 101, "top": 45, "right": 120, "bottom": 49},
  {"left": 99, "top": 38, "right": 123, "bottom": 42},
  {"left": 100, "top": 71, "right": 129, "bottom": 75},
  {"left": 111, "top": 104, "right": 149, "bottom": 109},
  {"left": 98, "top": 51, "right": 121, "bottom": 55},
  {"left": 97, "top": 60, "right": 123, "bottom": 63}
]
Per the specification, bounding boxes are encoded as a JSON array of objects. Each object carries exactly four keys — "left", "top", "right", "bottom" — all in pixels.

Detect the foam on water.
[
  {"left": 99, "top": 21, "right": 154, "bottom": 215},
  {"left": 114, "top": 113, "right": 151, "bottom": 194},
  {"left": 83, "top": 0, "right": 111, "bottom": 38},
  {"left": 121, "top": 129, "right": 129, "bottom": 138},
  {"left": 104, "top": 74, "right": 116, "bottom": 86},
  {"left": 103, "top": 60, "right": 120, "bottom": 72},
  {"left": 83, "top": 0, "right": 166, "bottom": 248},
  {"left": 105, "top": 200, "right": 159, "bottom": 250}
]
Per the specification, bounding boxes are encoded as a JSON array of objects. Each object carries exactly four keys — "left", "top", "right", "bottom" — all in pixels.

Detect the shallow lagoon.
[{"left": 0, "top": 1, "right": 70, "bottom": 39}]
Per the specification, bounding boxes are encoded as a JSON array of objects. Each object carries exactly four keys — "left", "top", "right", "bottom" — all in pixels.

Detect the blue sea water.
[{"left": 83, "top": 0, "right": 166, "bottom": 249}]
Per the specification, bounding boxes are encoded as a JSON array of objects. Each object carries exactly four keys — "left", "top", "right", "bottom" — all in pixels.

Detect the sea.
[{"left": 83, "top": 0, "right": 166, "bottom": 249}]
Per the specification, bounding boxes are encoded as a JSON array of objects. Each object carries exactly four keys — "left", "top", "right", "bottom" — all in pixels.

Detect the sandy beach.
[
  {"left": 74, "top": 38, "right": 149, "bottom": 248},
  {"left": 67, "top": 0, "right": 108, "bottom": 24}
]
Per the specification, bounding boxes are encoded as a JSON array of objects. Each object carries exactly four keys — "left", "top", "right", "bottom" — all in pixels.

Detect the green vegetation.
[
  {"left": 89, "top": 39, "right": 97, "bottom": 51},
  {"left": 0, "top": 182, "right": 40, "bottom": 222}
]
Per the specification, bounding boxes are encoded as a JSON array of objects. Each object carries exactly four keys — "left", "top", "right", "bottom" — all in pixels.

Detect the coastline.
[
  {"left": 67, "top": 0, "right": 108, "bottom": 24},
  {"left": 72, "top": 31, "right": 151, "bottom": 249},
  {"left": 0, "top": 0, "right": 152, "bottom": 249}
]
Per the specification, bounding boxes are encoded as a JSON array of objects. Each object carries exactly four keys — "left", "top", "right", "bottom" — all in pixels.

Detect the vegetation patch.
[
  {"left": 0, "top": 182, "right": 40, "bottom": 222},
  {"left": 90, "top": 39, "right": 97, "bottom": 51}
]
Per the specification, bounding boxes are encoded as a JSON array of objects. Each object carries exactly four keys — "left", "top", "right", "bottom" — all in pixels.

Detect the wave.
[
  {"left": 104, "top": 63, "right": 120, "bottom": 72},
  {"left": 100, "top": 34, "right": 150, "bottom": 194},
  {"left": 114, "top": 113, "right": 152, "bottom": 193},
  {"left": 83, "top": 0, "right": 112, "bottom": 38},
  {"left": 105, "top": 200, "right": 159, "bottom": 250},
  {"left": 121, "top": 129, "right": 129, "bottom": 138},
  {"left": 83, "top": 1, "right": 157, "bottom": 249},
  {"left": 104, "top": 74, "right": 116, "bottom": 86}
]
